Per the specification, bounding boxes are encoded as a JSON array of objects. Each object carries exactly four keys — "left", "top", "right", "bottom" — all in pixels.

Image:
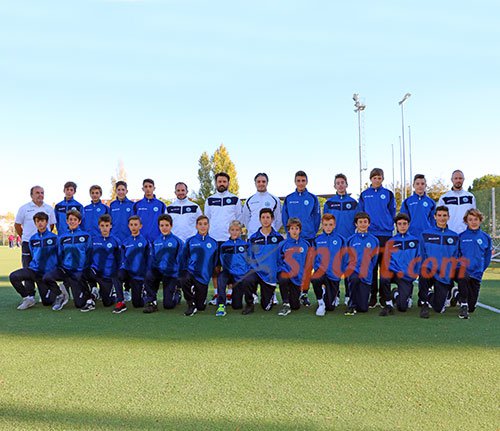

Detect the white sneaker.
[
  {"left": 344, "top": 296, "right": 350, "bottom": 306},
  {"left": 52, "top": 291, "right": 69, "bottom": 311},
  {"left": 334, "top": 297, "right": 340, "bottom": 307},
  {"left": 17, "top": 296, "right": 36, "bottom": 310},
  {"left": 91, "top": 286, "right": 101, "bottom": 301},
  {"left": 316, "top": 303, "right": 326, "bottom": 316},
  {"left": 253, "top": 293, "right": 259, "bottom": 304},
  {"left": 408, "top": 298, "right": 413, "bottom": 308},
  {"left": 272, "top": 293, "right": 279, "bottom": 305},
  {"left": 444, "top": 298, "right": 451, "bottom": 308},
  {"left": 208, "top": 295, "right": 218, "bottom": 306},
  {"left": 123, "top": 290, "right": 132, "bottom": 302}
]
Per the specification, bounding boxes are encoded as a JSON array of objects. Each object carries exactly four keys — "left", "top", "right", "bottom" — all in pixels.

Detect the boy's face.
[
  {"left": 288, "top": 224, "right": 301, "bottom": 239},
  {"left": 396, "top": 219, "right": 409, "bottom": 235},
  {"left": 370, "top": 175, "right": 383, "bottom": 188},
  {"left": 322, "top": 218, "right": 336, "bottom": 234},
  {"left": 216, "top": 176, "right": 229, "bottom": 193},
  {"left": 35, "top": 218, "right": 48, "bottom": 232},
  {"left": 334, "top": 178, "right": 347, "bottom": 194},
  {"left": 466, "top": 214, "right": 481, "bottom": 230},
  {"left": 355, "top": 217, "right": 370, "bottom": 233},
  {"left": 255, "top": 176, "right": 268, "bottom": 193},
  {"left": 175, "top": 184, "right": 187, "bottom": 200},
  {"left": 229, "top": 225, "right": 242, "bottom": 240},
  {"left": 295, "top": 176, "right": 307, "bottom": 192},
  {"left": 413, "top": 178, "right": 426, "bottom": 195},
  {"left": 434, "top": 211, "right": 449, "bottom": 228},
  {"left": 99, "top": 221, "right": 112, "bottom": 237},
  {"left": 159, "top": 220, "right": 172, "bottom": 235},
  {"left": 129, "top": 219, "right": 142, "bottom": 235},
  {"left": 90, "top": 189, "right": 102, "bottom": 203},
  {"left": 260, "top": 213, "right": 273, "bottom": 229},
  {"left": 197, "top": 219, "right": 209, "bottom": 235},
  {"left": 67, "top": 215, "right": 81, "bottom": 230},
  {"left": 116, "top": 185, "right": 127, "bottom": 200},
  {"left": 142, "top": 182, "right": 155, "bottom": 198},
  {"left": 64, "top": 187, "right": 75, "bottom": 199}
]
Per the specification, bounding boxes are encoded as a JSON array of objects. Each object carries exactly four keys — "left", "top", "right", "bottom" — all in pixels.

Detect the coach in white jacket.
[{"left": 167, "top": 182, "right": 202, "bottom": 242}]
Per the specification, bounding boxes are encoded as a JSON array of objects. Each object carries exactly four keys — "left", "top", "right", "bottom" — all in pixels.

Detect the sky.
[{"left": 1, "top": 0, "right": 499, "bottom": 214}]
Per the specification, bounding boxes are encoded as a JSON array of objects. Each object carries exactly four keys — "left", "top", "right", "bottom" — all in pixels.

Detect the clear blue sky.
[{"left": 1, "top": 0, "right": 498, "bottom": 213}]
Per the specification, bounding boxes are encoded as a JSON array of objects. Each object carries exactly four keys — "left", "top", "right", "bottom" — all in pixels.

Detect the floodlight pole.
[
  {"left": 353, "top": 94, "right": 366, "bottom": 195},
  {"left": 399, "top": 93, "right": 411, "bottom": 199}
]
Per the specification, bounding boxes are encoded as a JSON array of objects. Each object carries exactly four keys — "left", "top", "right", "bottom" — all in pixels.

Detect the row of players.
[{"left": 10, "top": 202, "right": 491, "bottom": 319}]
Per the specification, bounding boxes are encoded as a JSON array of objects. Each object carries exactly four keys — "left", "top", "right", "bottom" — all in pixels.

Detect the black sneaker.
[
  {"left": 420, "top": 304, "right": 430, "bottom": 319},
  {"left": 184, "top": 305, "right": 197, "bottom": 316},
  {"left": 80, "top": 299, "right": 96, "bottom": 313},
  {"left": 379, "top": 306, "right": 394, "bottom": 317},
  {"left": 143, "top": 301, "right": 158, "bottom": 314},
  {"left": 458, "top": 305, "right": 469, "bottom": 319},
  {"left": 242, "top": 303, "right": 255, "bottom": 315},
  {"left": 450, "top": 287, "right": 459, "bottom": 307},
  {"left": 344, "top": 307, "right": 356, "bottom": 316},
  {"left": 300, "top": 293, "right": 311, "bottom": 307}
]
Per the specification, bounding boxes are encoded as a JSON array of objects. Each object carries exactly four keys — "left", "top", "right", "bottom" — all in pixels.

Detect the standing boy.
[
  {"left": 82, "top": 185, "right": 110, "bottom": 239},
  {"left": 110, "top": 181, "right": 135, "bottom": 242},
  {"left": 133, "top": 179, "right": 167, "bottom": 243},
  {"left": 54, "top": 181, "right": 84, "bottom": 235},
  {"left": 400, "top": 174, "right": 436, "bottom": 237}
]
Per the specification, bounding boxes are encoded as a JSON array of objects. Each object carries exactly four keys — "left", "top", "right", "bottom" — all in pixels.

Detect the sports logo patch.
[
  {"left": 107, "top": 243, "right": 113, "bottom": 248},
  {"left": 238, "top": 246, "right": 245, "bottom": 252},
  {"left": 477, "top": 239, "right": 483, "bottom": 245},
  {"left": 138, "top": 242, "right": 143, "bottom": 247},
  {"left": 366, "top": 242, "right": 372, "bottom": 248},
  {"left": 206, "top": 243, "right": 212, "bottom": 249},
  {"left": 409, "top": 241, "right": 415, "bottom": 248},
  {"left": 186, "top": 207, "right": 191, "bottom": 212},
  {"left": 447, "top": 238, "right": 454, "bottom": 244},
  {"left": 97, "top": 208, "right": 101, "bottom": 212},
  {"left": 380, "top": 195, "right": 386, "bottom": 200},
  {"left": 226, "top": 198, "right": 232, "bottom": 204},
  {"left": 153, "top": 207, "right": 159, "bottom": 212},
  {"left": 265, "top": 201, "right": 271, "bottom": 207},
  {"left": 47, "top": 239, "right": 53, "bottom": 245},
  {"left": 79, "top": 237, "right": 85, "bottom": 242},
  {"left": 271, "top": 237, "right": 277, "bottom": 243},
  {"left": 299, "top": 247, "right": 304, "bottom": 253},
  {"left": 304, "top": 200, "right": 310, "bottom": 206},
  {"left": 126, "top": 208, "right": 131, "bottom": 212},
  {"left": 71, "top": 207, "right": 77, "bottom": 211},
  {"left": 333, "top": 240, "right": 338, "bottom": 245},
  {"left": 346, "top": 203, "right": 351, "bottom": 209},
  {"left": 423, "top": 202, "right": 428, "bottom": 207},
  {"left": 168, "top": 242, "right": 173, "bottom": 247}
]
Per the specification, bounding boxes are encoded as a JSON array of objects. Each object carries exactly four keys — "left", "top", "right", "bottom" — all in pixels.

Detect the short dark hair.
[
  {"left": 128, "top": 215, "right": 141, "bottom": 223},
  {"left": 259, "top": 208, "right": 274, "bottom": 219},
  {"left": 196, "top": 215, "right": 209, "bottom": 224},
  {"left": 66, "top": 209, "right": 82, "bottom": 221},
  {"left": 254, "top": 173, "right": 269, "bottom": 182},
  {"left": 89, "top": 185, "right": 102, "bottom": 194},
  {"left": 33, "top": 212, "right": 48, "bottom": 222},
  {"left": 435, "top": 205, "right": 449, "bottom": 214},
  {"left": 64, "top": 181, "right": 77, "bottom": 191},
  {"left": 322, "top": 213, "right": 336, "bottom": 222},
  {"left": 394, "top": 213, "right": 410, "bottom": 223},
  {"left": 295, "top": 170, "right": 308, "bottom": 179},
  {"left": 334, "top": 173, "right": 348, "bottom": 184},
  {"left": 287, "top": 217, "right": 302, "bottom": 230},
  {"left": 30, "top": 185, "right": 43, "bottom": 196},
  {"left": 158, "top": 214, "right": 173, "bottom": 226},
  {"left": 413, "top": 174, "right": 426, "bottom": 183},
  {"left": 175, "top": 182, "right": 188, "bottom": 191},
  {"left": 215, "top": 172, "right": 230, "bottom": 182},
  {"left": 354, "top": 211, "right": 370, "bottom": 223},
  {"left": 98, "top": 214, "right": 112, "bottom": 224},
  {"left": 115, "top": 180, "right": 127, "bottom": 189},
  {"left": 369, "top": 168, "right": 384, "bottom": 179},
  {"left": 143, "top": 178, "right": 155, "bottom": 186}
]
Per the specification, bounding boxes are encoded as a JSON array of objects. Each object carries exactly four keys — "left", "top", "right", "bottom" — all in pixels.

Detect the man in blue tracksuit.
[
  {"left": 457, "top": 209, "right": 492, "bottom": 319},
  {"left": 400, "top": 174, "right": 436, "bottom": 237},
  {"left": 344, "top": 212, "right": 380, "bottom": 315},
  {"left": 247, "top": 208, "right": 284, "bottom": 311},
  {"left": 143, "top": 214, "right": 184, "bottom": 313},
  {"left": 133, "top": 178, "right": 167, "bottom": 242},
  {"left": 216, "top": 221, "right": 254, "bottom": 316},
  {"left": 311, "top": 213, "right": 346, "bottom": 316},
  {"left": 43, "top": 210, "right": 92, "bottom": 310},
  {"left": 179, "top": 215, "right": 219, "bottom": 316},
  {"left": 358, "top": 168, "right": 396, "bottom": 307},
  {"left": 82, "top": 185, "right": 110, "bottom": 239},
  {"left": 110, "top": 181, "right": 135, "bottom": 242},
  {"left": 54, "top": 181, "right": 84, "bottom": 235},
  {"left": 9, "top": 212, "right": 59, "bottom": 309},
  {"left": 418, "top": 206, "right": 461, "bottom": 318},
  {"left": 277, "top": 218, "right": 310, "bottom": 316},
  {"left": 379, "top": 213, "right": 421, "bottom": 316},
  {"left": 83, "top": 214, "right": 121, "bottom": 311}
]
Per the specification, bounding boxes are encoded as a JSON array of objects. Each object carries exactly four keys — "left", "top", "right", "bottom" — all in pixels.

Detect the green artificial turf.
[{"left": 0, "top": 247, "right": 498, "bottom": 430}]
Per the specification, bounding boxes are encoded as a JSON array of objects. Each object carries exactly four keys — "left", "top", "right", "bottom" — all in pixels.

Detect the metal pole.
[
  {"left": 401, "top": 104, "right": 406, "bottom": 199},
  {"left": 399, "top": 136, "right": 403, "bottom": 200},
  {"left": 408, "top": 125, "right": 413, "bottom": 185},
  {"left": 492, "top": 187, "right": 497, "bottom": 237},
  {"left": 392, "top": 143, "right": 395, "bottom": 193},
  {"left": 358, "top": 109, "right": 363, "bottom": 195}
]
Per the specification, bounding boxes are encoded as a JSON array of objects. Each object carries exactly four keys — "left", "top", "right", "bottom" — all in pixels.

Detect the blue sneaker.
[{"left": 216, "top": 304, "right": 226, "bottom": 317}]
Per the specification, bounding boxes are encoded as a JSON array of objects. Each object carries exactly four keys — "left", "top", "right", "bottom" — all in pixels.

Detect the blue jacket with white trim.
[
  {"left": 278, "top": 236, "right": 310, "bottom": 286},
  {"left": 248, "top": 227, "right": 284, "bottom": 285},
  {"left": 54, "top": 198, "right": 84, "bottom": 235},
  {"left": 358, "top": 186, "right": 396, "bottom": 236},
  {"left": 282, "top": 189, "right": 321, "bottom": 240},
  {"left": 220, "top": 238, "right": 251, "bottom": 282},
  {"left": 382, "top": 232, "right": 420, "bottom": 282},
  {"left": 459, "top": 228, "right": 492, "bottom": 281},
  {"left": 345, "top": 232, "right": 380, "bottom": 284},
  {"left": 82, "top": 201, "right": 110, "bottom": 239},
  {"left": 91, "top": 234, "right": 121, "bottom": 278},
  {"left": 400, "top": 192, "right": 436, "bottom": 237},
  {"left": 120, "top": 234, "right": 150, "bottom": 279},
  {"left": 150, "top": 232, "right": 184, "bottom": 277},
  {"left": 28, "top": 230, "right": 59, "bottom": 274},
  {"left": 133, "top": 196, "right": 167, "bottom": 243},
  {"left": 323, "top": 194, "right": 357, "bottom": 240},
  {"left": 58, "top": 227, "right": 92, "bottom": 272},
  {"left": 313, "top": 231, "right": 346, "bottom": 282},
  {"left": 181, "top": 233, "right": 219, "bottom": 285}
]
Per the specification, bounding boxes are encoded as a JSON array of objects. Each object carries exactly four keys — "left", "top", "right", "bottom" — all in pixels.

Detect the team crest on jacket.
[
  {"left": 226, "top": 198, "right": 232, "bottom": 204},
  {"left": 380, "top": 195, "right": 386, "bottom": 200},
  {"left": 299, "top": 247, "right": 304, "bottom": 253},
  {"left": 206, "top": 243, "right": 212, "bottom": 249},
  {"left": 265, "top": 201, "right": 270, "bottom": 206},
  {"left": 346, "top": 203, "right": 351, "bottom": 209},
  {"left": 238, "top": 246, "right": 245, "bottom": 252},
  {"left": 186, "top": 207, "right": 191, "bottom": 212},
  {"left": 447, "top": 238, "right": 453, "bottom": 244},
  {"left": 153, "top": 207, "right": 159, "bottom": 212},
  {"left": 47, "top": 239, "right": 53, "bottom": 245},
  {"left": 71, "top": 207, "right": 77, "bottom": 211},
  {"left": 138, "top": 242, "right": 143, "bottom": 247},
  {"left": 168, "top": 242, "right": 173, "bottom": 247},
  {"left": 333, "top": 240, "right": 338, "bottom": 245},
  {"left": 271, "top": 237, "right": 277, "bottom": 243},
  {"left": 423, "top": 202, "right": 428, "bottom": 207},
  {"left": 107, "top": 243, "right": 113, "bottom": 248},
  {"left": 477, "top": 239, "right": 483, "bottom": 245},
  {"left": 366, "top": 242, "right": 372, "bottom": 248},
  {"left": 304, "top": 200, "right": 309, "bottom": 206},
  {"left": 97, "top": 208, "right": 101, "bottom": 212},
  {"left": 126, "top": 208, "right": 131, "bottom": 212},
  {"left": 409, "top": 242, "right": 415, "bottom": 248},
  {"left": 79, "top": 237, "right": 85, "bottom": 242}
]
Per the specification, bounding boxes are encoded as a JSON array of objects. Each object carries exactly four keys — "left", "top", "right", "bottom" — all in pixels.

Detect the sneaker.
[
  {"left": 450, "top": 287, "right": 459, "bottom": 307},
  {"left": 80, "top": 299, "right": 96, "bottom": 312},
  {"left": 300, "top": 293, "right": 311, "bottom": 307},
  {"left": 216, "top": 304, "right": 226, "bottom": 317},
  {"left": 408, "top": 298, "right": 413, "bottom": 309},
  {"left": 208, "top": 295, "right": 218, "bottom": 306},
  {"left": 420, "top": 304, "right": 430, "bottom": 319},
  {"left": 17, "top": 296, "right": 36, "bottom": 310},
  {"left": 253, "top": 293, "right": 260, "bottom": 305},
  {"left": 123, "top": 290, "right": 132, "bottom": 302},
  {"left": 113, "top": 301, "right": 127, "bottom": 314},
  {"left": 368, "top": 296, "right": 378, "bottom": 308},
  {"left": 184, "top": 305, "right": 197, "bottom": 316},
  {"left": 143, "top": 301, "right": 158, "bottom": 314},
  {"left": 52, "top": 293, "right": 69, "bottom": 311},
  {"left": 379, "top": 306, "right": 394, "bottom": 317},
  {"left": 344, "top": 307, "right": 356, "bottom": 316},
  {"left": 91, "top": 286, "right": 101, "bottom": 301},
  {"left": 226, "top": 293, "right": 232, "bottom": 306},
  {"left": 316, "top": 303, "right": 326, "bottom": 317},
  {"left": 278, "top": 303, "right": 291, "bottom": 316},
  {"left": 334, "top": 296, "right": 340, "bottom": 307},
  {"left": 458, "top": 305, "right": 469, "bottom": 319},
  {"left": 242, "top": 303, "right": 254, "bottom": 315},
  {"left": 344, "top": 296, "right": 350, "bottom": 306},
  {"left": 272, "top": 293, "right": 279, "bottom": 305}
]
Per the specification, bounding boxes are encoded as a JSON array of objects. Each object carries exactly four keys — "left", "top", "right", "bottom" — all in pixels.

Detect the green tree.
[
  {"left": 469, "top": 174, "right": 500, "bottom": 191},
  {"left": 110, "top": 160, "right": 128, "bottom": 200},
  {"left": 195, "top": 151, "right": 214, "bottom": 210},
  {"left": 427, "top": 179, "right": 448, "bottom": 202},
  {"left": 211, "top": 143, "right": 239, "bottom": 195}
]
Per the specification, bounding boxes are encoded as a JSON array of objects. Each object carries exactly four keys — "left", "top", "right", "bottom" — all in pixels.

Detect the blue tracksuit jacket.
[
  {"left": 400, "top": 192, "right": 436, "bottom": 237},
  {"left": 459, "top": 228, "right": 492, "bottom": 281},
  {"left": 282, "top": 189, "right": 321, "bottom": 240},
  {"left": 110, "top": 197, "right": 135, "bottom": 241},
  {"left": 345, "top": 232, "right": 380, "bottom": 284},
  {"left": 383, "top": 232, "right": 420, "bottom": 281},
  {"left": 248, "top": 228, "right": 284, "bottom": 285},
  {"left": 220, "top": 238, "right": 251, "bottom": 282},
  {"left": 82, "top": 201, "right": 110, "bottom": 239},
  {"left": 323, "top": 194, "right": 358, "bottom": 239},
  {"left": 28, "top": 230, "right": 59, "bottom": 274},
  {"left": 120, "top": 234, "right": 150, "bottom": 279},
  {"left": 58, "top": 227, "right": 92, "bottom": 272},
  {"left": 150, "top": 232, "right": 184, "bottom": 277},
  {"left": 181, "top": 233, "right": 219, "bottom": 285},
  {"left": 91, "top": 235, "right": 121, "bottom": 278},
  {"left": 133, "top": 196, "right": 167, "bottom": 243},
  {"left": 278, "top": 237, "right": 310, "bottom": 286},
  {"left": 358, "top": 186, "right": 396, "bottom": 236},
  {"left": 54, "top": 198, "right": 84, "bottom": 235},
  {"left": 313, "top": 231, "right": 346, "bottom": 282}
]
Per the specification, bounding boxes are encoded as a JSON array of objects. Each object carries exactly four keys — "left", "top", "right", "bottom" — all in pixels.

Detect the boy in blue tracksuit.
[
  {"left": 43, "top": 210, "right": 92, "bottom": 310},
  {"left": 418, "top": 206, "right": 461, "bottom": 318},
  {"left": 82, "top": 214, "right": 121, "bottom": 312},
  {"left": 247, "top": 208, "right": 285, "bottom": 311},
  {"left": 133, "top": 178, "right": 167, "bottom": 242},
  {"left": 358, "top": 168, "right": 396, "bottom": 307},
  {"left": 179, "top": 215, "right": 219, "bottom": 316},
  {"left": 10, "top": 212, "right": 59, "bottom": 309},
  {"left": 344, "top": 212, "right": 380, "bottom": 315},
  {"left": 457, "top": 209, "right": 492, "bottom": 319},
  {"left": 379, "top": 213, "right": 420, "bottom": 316},
  {"left": 110, "top": 181, "right": 135, "bottom": 242},
  {"left": 114, "top": 215, "right": 150, "bottom": 312},
  {"left": 54, "top": 181, "right": 84, "bottom": 235},
  {"left": 277, "top": 218, "right": 310, "bottom": 316},
  {"left": 216, "top": 221, "right": 254, "bottom": 316},
  {"left": 311, "top": 213, "right": 346, "bottom": 316},
  {"left": 82, "top": 185, "right": 110, "bottom": 239},
  {"left": 143, "top": 214, "right": 184, "bottom": 313},
  {"left": 400, "top": 174, "right": 436, "bottom": 237}
]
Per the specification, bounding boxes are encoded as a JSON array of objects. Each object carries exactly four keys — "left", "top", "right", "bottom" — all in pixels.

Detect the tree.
[
  {"left": 427, "top": 179, "right": 448, "bottom": 202},
  {"left": 469, "top": 174, "right": 500, "bottom": 192},
  {"left": 110, "top": 160, "right": 128, "bottom": 200},
  {"left": 195, "top": 151, "right": 214, "bottom": 210},
  {"left": 211, "top": 143, "right": 239, "bottom": 195}
]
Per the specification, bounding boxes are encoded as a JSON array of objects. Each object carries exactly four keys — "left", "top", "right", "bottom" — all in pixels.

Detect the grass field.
[{"left": 0, "top": 247, "right": 498, "bottom": 430}]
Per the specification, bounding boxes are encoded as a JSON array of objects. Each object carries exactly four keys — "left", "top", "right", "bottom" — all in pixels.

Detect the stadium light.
[
  {"left": 398, "top": 93, "right": 411, "bottom": 199},
  {"left": 353, "top": 93, "right": 366, "bottom": 195}
]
